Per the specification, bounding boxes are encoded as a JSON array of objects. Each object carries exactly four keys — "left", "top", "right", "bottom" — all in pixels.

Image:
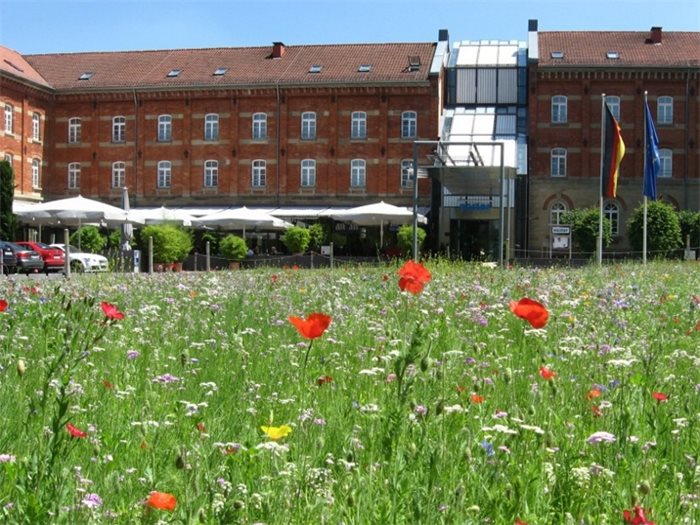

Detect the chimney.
[
  {"left": 438, "top": 29, "right": 449, "bottom": 43},
  {"left": 272, "top": 42, "right": 286, "bottom": 59},
  {"left": 650, "top": 26, "right": 662, "bottom": 44}
]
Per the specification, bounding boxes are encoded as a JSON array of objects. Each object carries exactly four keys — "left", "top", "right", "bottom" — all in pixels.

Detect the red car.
[{"left": 14, "top": 241, "right": 65, "bottom": 273}]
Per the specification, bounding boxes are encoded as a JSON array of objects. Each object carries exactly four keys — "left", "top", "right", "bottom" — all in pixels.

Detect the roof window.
[
  {"left": 78, "top": 72, "right": 94, "bottom": 80},
  {"left": 606, "top": 51, "right": 620, "bottom": 59},
  {"left": 358, "top": 64, "right": 372, "bottom": 73},
  {"left": 166, "top": 69, "right": 181, "bottom": 77},
  {"left": 213, "top": 67, "right": 229, "bottom": 76},
  {"left": 408, "top": 56, "right": 421, "bottom": 71},
  {"left": 309, "top": 65, "right": 322, "bottom": 74},
  {"left": 550, "top": 51, "right": 564, "bottom": 59}
]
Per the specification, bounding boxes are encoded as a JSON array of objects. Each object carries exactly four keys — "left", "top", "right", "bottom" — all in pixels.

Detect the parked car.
[
  {"left": 4, "top": 242, "right": 44, "bottom": 274},
  {"left": 50, "top": 244, "right": 109, "bottom": 272},
  {"left": 0, "top": 241, "right": 19, "bottom": 274},
  {"left": 14, "top": 241, "right": 65, "bottom": 273}
]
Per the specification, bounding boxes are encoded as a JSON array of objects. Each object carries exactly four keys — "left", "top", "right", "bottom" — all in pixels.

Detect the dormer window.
[
  {"left": 550, "top": 51, "right": 564, "bottom": 59},
  {"left": 78, "top": 72, "right": 94, "bottom": 80},
  {"left": 167, "top": 69, "right": 181, "bottom": 77}
]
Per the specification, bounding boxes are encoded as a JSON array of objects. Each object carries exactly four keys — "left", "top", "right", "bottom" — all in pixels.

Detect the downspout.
[
  {"left": 683, "top": 67, "right": 690, "bottom": 209},
  {"left": 133, "top": 88, "right": 139, "bottom": 205},
  {"left": 276, "top": 82, "right": 281, "bottom": 207}
]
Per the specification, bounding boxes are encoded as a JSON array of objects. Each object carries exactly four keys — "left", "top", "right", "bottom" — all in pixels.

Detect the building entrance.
[{"left": 449, "top": 219, "right": 497, "bottom": 260}]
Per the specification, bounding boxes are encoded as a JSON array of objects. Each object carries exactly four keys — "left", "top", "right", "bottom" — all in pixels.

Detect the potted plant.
[
  {"left": 219, "top": 234, "right": 248, "bottom": 270},
  {"left": 141, "top": 224, "right": 193, "bottom": 271},
  {"left": 281, "top": 226, "right": 311, "bottom": 254}
]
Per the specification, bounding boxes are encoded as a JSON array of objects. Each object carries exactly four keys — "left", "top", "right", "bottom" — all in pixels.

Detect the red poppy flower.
[
  {"left": 586, "top": 388, "right": 602, "bottom": 400},
  {"left": 196, "top": 421, "right": 206, "bottom": 434},
  {"left": 651, "top": 391, "right": 668, "bottom": 403},
  {"left": 471, "top": 393, "right": 484, "bottom": 404},
  {"left": 0, "top": 299, "right": 7, "bottom": 312},
  {"left": 515, "top": 520, "right": 529, "bottom": 525},
  {"left": 397, "top": 260, "right": 432, "bottom": 295},
  {"left": 66, "top": 422, "right": 88, "bottom": 438},
  {"left": 288, "top": 313, "right": 332, "bottom": 339},
  {"left": 539, "top": 366, "right": 556, "bottom": 381},
  {"left": 623, "top": 506, "right": 655, "bottom": 525},
  {"left": 271, "top": 274, "right": 278, "bottom": 283},
  {"left": 316, "top": 375, "right": 333, "bottom": 386},
  {"left": 509, "top": 298, "right": 549, "bottom": 328},
  {"left": 146, "top": 491, "right": 177, "bottom": 512},
  {"left": 455, "top": 385, "right": 467, "bottom": 394},
  {"left": 591, "top": 405, "right": 602, "bottom": 417},
  {"left": 102, "top": 379, "right": 114, "bottom": 389},
  {"left": 101, "top": 302, "right": 125, "bottom": 320}
]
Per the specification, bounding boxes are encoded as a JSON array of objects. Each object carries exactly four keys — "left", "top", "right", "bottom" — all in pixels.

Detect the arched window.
[
  {"left": 549, "top": 201, "right": 568, "bottom": 225},
  {"left": 604, "top": 202, "right": 620, "bottom": 236},
  {"left": 301, "top": 159, "right": 316, "bottom": 187}
]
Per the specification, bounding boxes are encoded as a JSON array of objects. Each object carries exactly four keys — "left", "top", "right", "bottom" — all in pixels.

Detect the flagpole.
[
  {"left": 643, "top": 91, "right": 648, "bottom": 265},
  {"left": 598, "top": 94, "right": 606, "bottom": 266}
]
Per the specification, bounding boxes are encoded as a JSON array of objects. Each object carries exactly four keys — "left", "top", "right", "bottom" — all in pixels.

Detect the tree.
[
  {"left": 677, "top": 210, "right": 700, "bottom": 249},
  {"left": 561, "top": 208, "right": 612, "bottom": 256},
  {"left": 307, "top": 223, "right": 327, "bottom": 252},
  {"left": 140, "top": 224, "right": 193, "bottom": 263},
  {"left": 219, "top": 234, "right": 248, "bottom": 260},
  {"left": 282, "top": 226, "right": 311, "bottom": 254},
  {"left": 627, "top": 200, "right": 682, "bottom": 258},
  {"left": 0, "top": 160, "right": 19, "bottom": 240},
  {"left": 70, "top": 226, "right": 106, "bottom": 253},
  {"left": 396, "top": 225, "right": 427, "bottom": 256}
]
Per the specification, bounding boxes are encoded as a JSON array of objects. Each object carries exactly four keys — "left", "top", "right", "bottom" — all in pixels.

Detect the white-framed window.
[
  {"left": 112, "top": 116, "right": 126, "bottom": 142},
  {"left": 68, "top": 162, "right": 81, "bottom": 189},
  {"left": 350, "top": 159, "right": 366, "bottom": 188},
  {"left": 32, "top": 113, "right": 41, "bottom": 141},
  {"left": 551, "top": 95, "right": 567, "bottom": 124},
  {"left": 604, "top": 202, "right": 620, "bottom": 236},
  {"left": 549, "top": 201, "right": 568, "bottom": 225},
  {"left": 68, "top": 117, "right": 81, "bottom": 143},
  {"left": 351, "top": 111, "right": 367, "bottom": 139},
  {"left": 606, "top": 96, "right": 621, "bottom": 122},
  {"left": 400, "top": 159, "right": 414, "bottom": 188},
  {"left": 657, "top": 96, "right": 673, "bottom": 125},
  {"left": 204, "top": 114, "right": 219, "bottom": 141},
  {"left": 31, "top": 158, "right": 40, "bottom": 188},
  {"left": 659, "top": 149, "right": 672, "bottom": 178},
  {"left": 401, "top": 111, "right": 417, "bottom": 139},
  {"left": 3, "top": 153, "right": 11, "bottom": 166},
  {"left": 157, "top": 114, "right": 172, "bottom": 142},
  {"left": 204, "top": 160, "right": 218, "bottom": 187},
  {"left": 157, "top": 161, "right": 172, "bottom": 188},
  {"left": 112, "top": 161, "right": 126, "bottom": 188},
  {"left": 4, "top": 104, "right": 13, "bottom": 133},
  {"left": 301, "top": 112, "right": 316, "bottom": 140},
  {"left": 252, "top": 160, "right": 266, "bottom": 188},
  {"left": 252, "top": 113, "right": 267, "bottom": 140},
  {"left": 300, "top": 159, "right": 316, "bottom": 187},
  {"left": 551, "top": 148, "right": 567, "bottom": 177}
]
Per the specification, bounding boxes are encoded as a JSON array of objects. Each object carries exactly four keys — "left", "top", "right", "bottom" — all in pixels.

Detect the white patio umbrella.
[
  {"left": 327, "top": 201, "right": 427, "bottom": 247},
  {"left": 193, "top": 206, "right": 292, "bottom": 235},
  {"left": 130, "top": 206, "right": 198, "bottom": 227},
  {"left": 15, "top": 195, "right": 145, "bottom": 227}
]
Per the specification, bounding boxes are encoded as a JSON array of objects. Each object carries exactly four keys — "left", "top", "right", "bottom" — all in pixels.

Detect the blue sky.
[{"left": 0, "top": 0, "right": 698, "bottom": 54}]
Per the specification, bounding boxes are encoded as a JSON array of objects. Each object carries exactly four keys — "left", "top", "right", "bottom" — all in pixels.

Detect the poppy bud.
[
  {"left": 17, "top": 359, "right": 26, "bottom": 377},
  {"left": 420, "top": 356, "right": 430, "bottom": 372},
  {"left": 637, "top": 480, "right": 651, "bottom": 495},
  {"left": 346, "top": 493, "right": 355, "bottom": 507},
  {"left": 528, "top": 404, "right": 536, "bottom": 416},
  {"left": 503, "top": 368, "right": 512, "bottom": 384},
  {"left": 176, "top": 455, "right": 185, "bottom": 469},
  {"left": 435, "top": 399, "right": 444, "bottom": 416}
]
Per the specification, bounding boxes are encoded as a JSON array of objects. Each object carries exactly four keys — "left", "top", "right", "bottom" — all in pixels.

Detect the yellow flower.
[{"left": 261, "top": 424, "right": 292, "bottom": 441}]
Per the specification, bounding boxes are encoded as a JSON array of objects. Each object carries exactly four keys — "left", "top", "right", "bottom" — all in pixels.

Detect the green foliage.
[
  {"left": 396, "top": 225, "right": 427, "bottom": 255},
  {"left": 69, "top": 226, "right": 106, "bottom": 253},
  {"left": 197, "top": 231, "right": 221, "bottom": 255},
  {"left": 281, "top": 226, "right": 311, "bottom": 254},
  {"left": 677, "top": 210, "right": 700, "bottom": 248},
  {"left": 140, "top": 224, "right": 193, "bottom": 263},
  {"left": 628, "top": 200, "right": 682, "bottom": 258},
  {"left": 330, "top": 232, "right": 347, "bottom": 248},
  {"left": 219, "top": 234, "right": 248, "bottom": 260},
  {"left": 561, "top": 208, "right": 612, "bottom": 255},
  {"left": 106, "top": 229, "right": 122, "bottom": 250},
  {"left": 0, "top": 160, "right": 19, "bottom": 240},
  {"left": 307, "top": 223, "right": 327, "bottom": 251}
]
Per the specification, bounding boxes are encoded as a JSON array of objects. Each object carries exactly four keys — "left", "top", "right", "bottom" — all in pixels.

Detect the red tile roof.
[
  {"left": 0, "top": 46, "right": 51, "bottom": 88},
  {"left": 538, "top": 31, "right": 700, "bottom": 67},
  {"left": 19, "top": 43, "right": 436, "bottom": 91}
]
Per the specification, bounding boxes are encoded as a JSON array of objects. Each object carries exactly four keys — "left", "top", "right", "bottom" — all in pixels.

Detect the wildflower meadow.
[{"left": 1, "top": 260, "right": 700, "bottom": 524}]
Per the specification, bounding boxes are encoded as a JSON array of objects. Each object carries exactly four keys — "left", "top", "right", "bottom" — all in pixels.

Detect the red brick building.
[
  {"left": 1, "top": 40, "right": 443, "bottom": 212},
  {"left": 527, "top": 21, "right": 700, "bottom": 255}
]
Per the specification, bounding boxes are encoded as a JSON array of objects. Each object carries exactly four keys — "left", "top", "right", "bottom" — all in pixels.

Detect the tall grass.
[{"left": 1, "top": 261, "right": 699, "bottom": 524}]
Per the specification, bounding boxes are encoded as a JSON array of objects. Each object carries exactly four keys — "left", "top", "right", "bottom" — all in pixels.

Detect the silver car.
[{"left": 50, "top": 244, "right": 109, "bottom": 272}]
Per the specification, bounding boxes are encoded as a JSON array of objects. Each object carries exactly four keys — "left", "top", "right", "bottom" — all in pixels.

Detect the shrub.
[
  {"left": 219, "top": 234, "right": 248, "bottom": 260},
  {"left": 282, "top": 226, "right": 311, "bottom": 254},
  {"left": 677, "top": 210, "right": 700, "bottom": 248},
  {"left": 70, "top": 226, "right": 106, "bottom": 253},
  {"left": 140, "top": 224, "right": 193, "bottom": 263},
  {"left": 0, "top": 160, "right": 19, "bottom": 241},
  {"left": 396, "top": 225, "right": 427, "bottom": 256},
  {"left": 628, "top": 200, "right": 682, "bottom": 258},
  {"left": 561, "top": 208, "right": 612, "bottom": 255},
  {"left": 308, "top": 223, "right": 327, "bottom": 252}
]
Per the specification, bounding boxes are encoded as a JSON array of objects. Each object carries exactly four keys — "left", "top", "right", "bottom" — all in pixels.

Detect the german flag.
[{"left": 602, "top": 103, "right": 625, "bottom": 198}]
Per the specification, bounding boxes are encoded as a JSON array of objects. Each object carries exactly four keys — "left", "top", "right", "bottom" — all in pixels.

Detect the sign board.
[
  {"left": 552, "top": 235, "right": 569, "bottom": 249},
  {"left": 552, "top": 226, "right": 570, "bottom": 235},
  {"left": 320, "top": 245, "right": 332, "bottom": 255}
]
